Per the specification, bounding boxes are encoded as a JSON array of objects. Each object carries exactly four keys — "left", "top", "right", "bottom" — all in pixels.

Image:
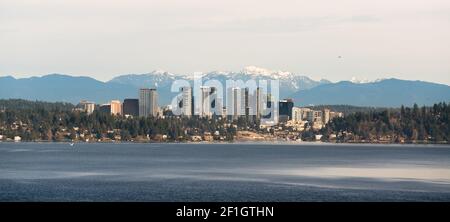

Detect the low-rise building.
[
  {"left": 306, "top": 110, "right": 322, "bottom": 123},
  {"left": 191, "top": 135, "right": 202, "bottom": 142},
  {"left": 203, "top": 132, "right": 214, "bottom": 142},
  {"left": 329, "top": 134, "right": 337, "bottom": 139},
  {"left": 330, "top": 111, "right": 344, "bottom": 119},
  {"left": 291, "top": 107, "right": 313, "bottom": 122}
]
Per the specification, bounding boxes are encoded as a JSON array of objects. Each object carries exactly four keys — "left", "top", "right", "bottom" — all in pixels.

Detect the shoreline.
[{"left": 1, "top": 140, "right": 449, "bottom": 147}]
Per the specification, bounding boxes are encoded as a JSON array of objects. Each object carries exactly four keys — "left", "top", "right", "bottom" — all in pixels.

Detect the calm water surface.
[{"left": 0, "top": 142, "right": 449, "bottom": 201}]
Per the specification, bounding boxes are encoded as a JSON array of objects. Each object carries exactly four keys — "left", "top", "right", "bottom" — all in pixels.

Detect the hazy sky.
[{"left": 1, "top": 0, "right": 449, "bottom": 84}]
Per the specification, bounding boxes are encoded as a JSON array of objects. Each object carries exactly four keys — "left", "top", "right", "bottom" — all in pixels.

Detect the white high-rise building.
[
  {"left": 139, "top": 88, "right": 158, "bottom": 117},
  {"left": 227, "top": 87, "right": 243, "bottom": 120},
  {"left": 180, "top": 87, "right": 192, "bottom": 116},
  {"left": 199, "top": 86, "right": 211, "bottom": 117},
  {"left": 255, "top": 87, "right": 263, "bottom": 118},
  {"left": 214, "top": 96, "right": 224, "bottom": 116},
  {"left": 323, "top": 108, "right": 330, "bottom": 124},
  {"left": 79, "top": 100, "right": 95, "bottom": 114},
  {"left": 241, "top": 88, "right": 249, "bottom": 116}
]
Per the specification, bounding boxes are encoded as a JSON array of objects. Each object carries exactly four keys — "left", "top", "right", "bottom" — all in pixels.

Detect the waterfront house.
[{"left": 14, "top": 136, "right": 21, "bottom": 142}]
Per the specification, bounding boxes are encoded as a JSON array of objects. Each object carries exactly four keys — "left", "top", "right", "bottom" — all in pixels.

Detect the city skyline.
[
  {"left": 79, "top": 83, "right": 340, "bottom": 130},
  {"left": 1, "top": 0, "right": 450, "bottom": 85}
]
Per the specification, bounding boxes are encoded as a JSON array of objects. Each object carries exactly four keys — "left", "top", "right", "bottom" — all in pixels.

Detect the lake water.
[{"left": 1, "top": 142, "right": 450, "bottom": 201}]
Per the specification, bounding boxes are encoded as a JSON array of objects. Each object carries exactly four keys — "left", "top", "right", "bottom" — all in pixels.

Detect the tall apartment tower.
[
  {"left": 242, "top": 88, "right": 249, "bottom": 116},
  {"left": 180, "top": 87, "right": 192, "bottom": 116},
  {"left": 199, "top": 86, "right": 211, "bottom": 117},
  {"left": 139, "top": 88, "right": 158, "bottom": 117},
  {"left": 255, "top": 87, "right": 262, "bottom": 119},
  {"left": 323, "top": 108, "right": 330, "bottom": 124},
  {"left": 226, "top": 87, "right": 242, "bottom": 120},
  {"left": 110, "top": 100, "right": 122, "bottom": 115}
]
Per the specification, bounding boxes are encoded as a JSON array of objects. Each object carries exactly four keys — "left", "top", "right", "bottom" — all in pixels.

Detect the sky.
[{"left": 1, "top": 0, "right": 449, "bottom": 84}]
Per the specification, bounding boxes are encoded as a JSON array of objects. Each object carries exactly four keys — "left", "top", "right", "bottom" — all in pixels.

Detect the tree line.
[
  {"left": 0, "top": 100, "right": 238, "bottom": 142},
  {"left": 320, "top": 102, "right": 449, "bottom": 143},
  {"left": 1, "top": 99, "right": 448, "bottom": 143}
]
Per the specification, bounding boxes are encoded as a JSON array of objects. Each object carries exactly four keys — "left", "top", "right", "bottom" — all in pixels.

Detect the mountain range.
[{"left": 1, "top": 66, "right": 449, "bottom": 107}]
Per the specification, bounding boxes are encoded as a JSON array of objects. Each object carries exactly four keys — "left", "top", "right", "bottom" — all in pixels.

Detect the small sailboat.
[{"left": 69, "top": 142, "right": 75, "bottom": 147}]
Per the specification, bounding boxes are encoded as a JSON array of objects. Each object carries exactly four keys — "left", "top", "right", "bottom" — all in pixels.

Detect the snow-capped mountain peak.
[
  {"left": 350, "top": 77, "right": 386, "bottom": 84},
  {"left": 242, "top": 66, "right": 293, "bottom": 78},
  {"left": 108, "top": 66, "right": 332, "bottom": 105},
  {"left": 350, "top": 77, "right": 370, "bottom": 84},
  {"left": 149, "top": 69, "right": 176, "bottom": 77},
  {"left": 242, "top": 66, "right": 274, "bottom": 76}
]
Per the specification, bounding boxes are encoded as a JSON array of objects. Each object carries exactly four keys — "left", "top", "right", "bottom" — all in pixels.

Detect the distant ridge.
[
  {"left": 1, "top": 69, "right": 449, "bottom": 107},
  {"left": 290, "top": 78, "right": 450, "bottom": 107},
  {"left": 0, "top": 74, "right": 136, "bottom": 104}
]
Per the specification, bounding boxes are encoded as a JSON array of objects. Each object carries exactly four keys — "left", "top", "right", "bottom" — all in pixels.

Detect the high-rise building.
[
  {"left": 199, "top": 86, "right": 211, "bottom": 117},
  {"left": 259, "top": 93, "right": 273, "bottom": 119},
  {"left": 214, "top": 97, "right": 224, "bottom": 116},
  {"left": 139, "top": 88, "right": 158, "bottom": 117},
  {"left": 323, "top": 108, "right": 330, "bottom": 124},
  {"left": 242, "top": 88, "right": 249, "bottom": 116},
  {"left": 266, "top": 93, "right": 273, "bottom": 109},
  {"left": 227, "top": 87, "right": 241, "bottom": 120},
  {"left": 79, "top": 100, "right": 95, "bottom": 114},
  {"left": 279, "top": 99, "right": 294, "bottom": 122},
  {"left": 123, "top": 99, "right": 139, "bottom": 116},
  {"left": 110, "top": 100, "right": 122, "bottom": 115},
  {"left": 180, "top": 87, "right": 192, "bottom": 116},
  {"left": 208, "top": 87, "right": 223, "bottom": 116},
  {"left": 99, "top": 104, "right": 111, "bottom": 114},
  {"left": 255, "top": 87, "right": 263, "bottom": 119}
]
